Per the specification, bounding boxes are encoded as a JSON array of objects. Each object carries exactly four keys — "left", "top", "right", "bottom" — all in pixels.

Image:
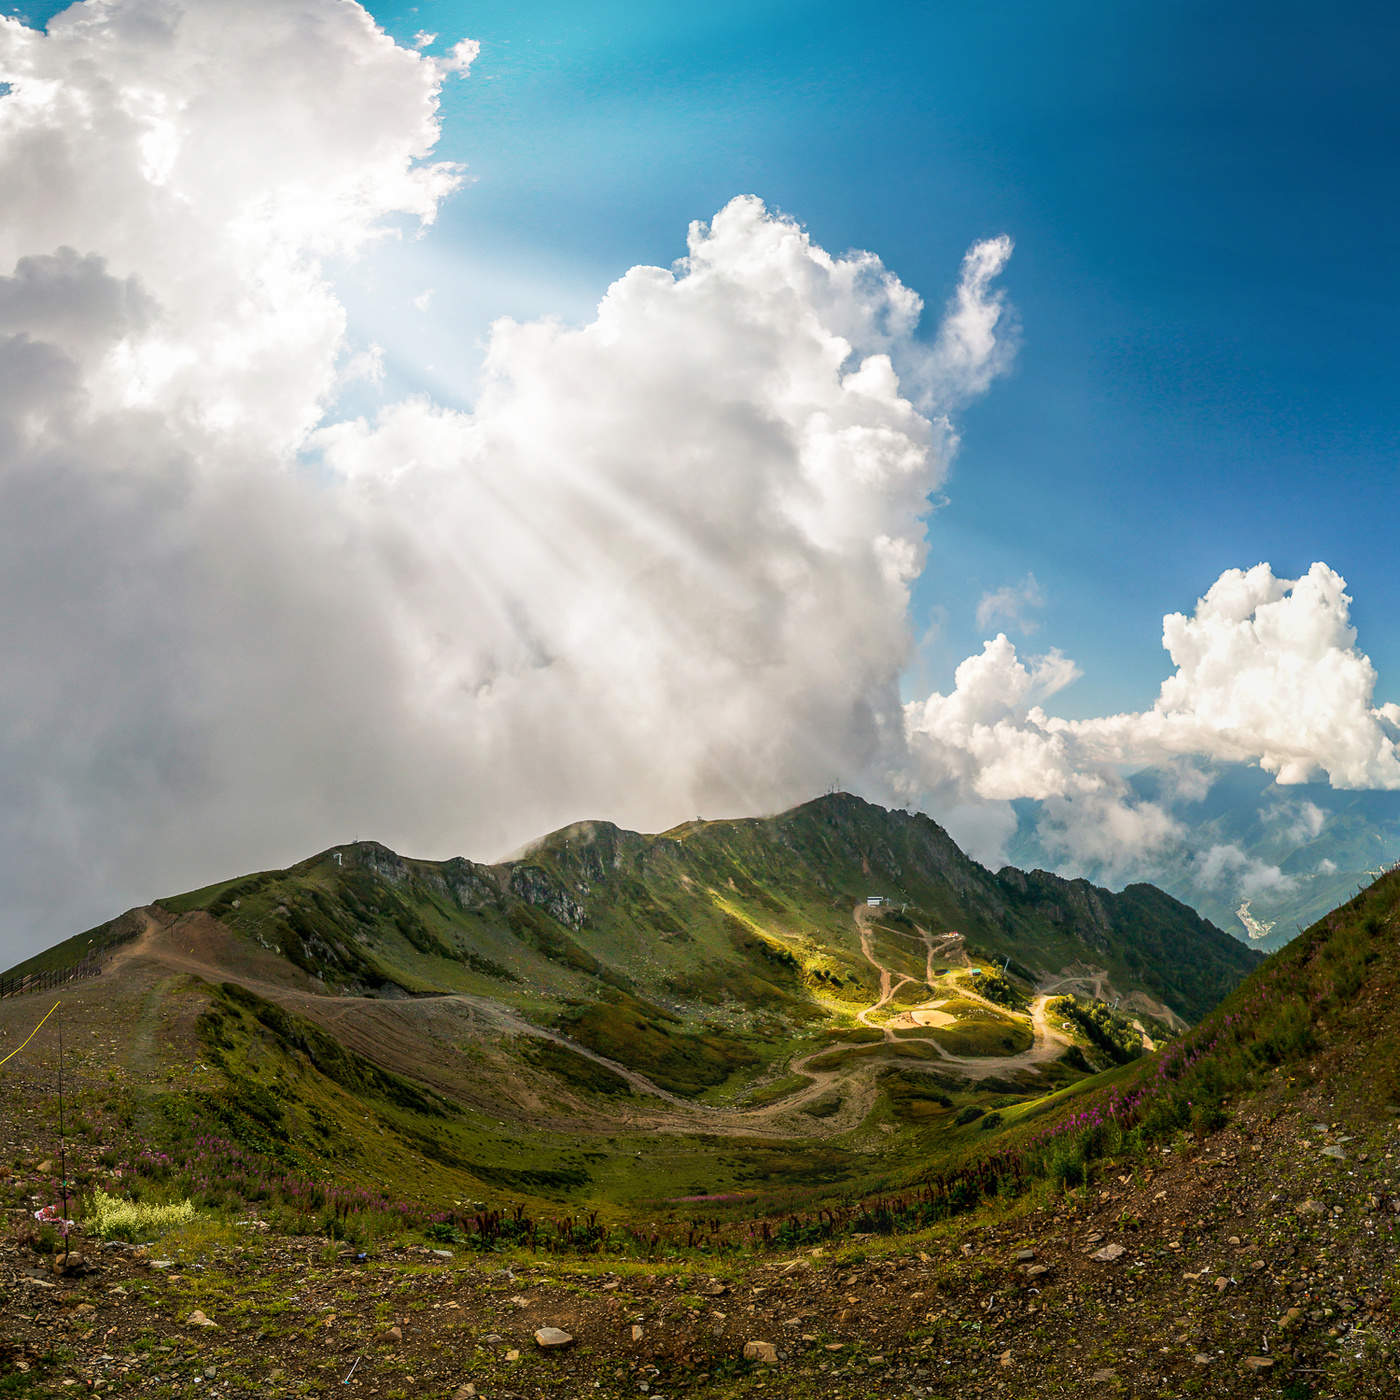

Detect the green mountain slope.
[
  {"left": 0, "top": 792, "right": 1259, "bottom": 1218},
  {"left": 6, "top": 806, "right": 1397, "bottom": 1400},
  {"left": 120, "top": 792, "right": 1254, "bottom": 1021}
]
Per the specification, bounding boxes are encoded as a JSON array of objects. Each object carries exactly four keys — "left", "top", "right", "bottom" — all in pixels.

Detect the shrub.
[
  {"left": 31, "top": 1223, "right": 61, "bottom": 1255},
  {"left": 1047, "top": 1141, "right": 1086, "bottom": 1189},
  {"left": 1058, "top": 996, "right": 1143, "bottom": 1065}
]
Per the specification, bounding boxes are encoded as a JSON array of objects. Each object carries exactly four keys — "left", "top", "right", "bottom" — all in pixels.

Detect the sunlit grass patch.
[
  {"left": 927, "top": 1017, "right": 1033, "bottom": 1057},
  {"left": 88, "top": 1188, "right": 196, "bottom": 1241}
]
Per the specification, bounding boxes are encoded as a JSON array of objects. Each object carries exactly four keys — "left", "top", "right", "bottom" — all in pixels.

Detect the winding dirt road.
[{"left": 113, "top": 902, "right": 1078, "bottom": 1141}]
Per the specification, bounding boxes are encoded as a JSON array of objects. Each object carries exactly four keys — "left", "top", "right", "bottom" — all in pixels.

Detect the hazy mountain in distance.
[{"left": 1007, "top": 764, "right": 1400, "bottom": 951}]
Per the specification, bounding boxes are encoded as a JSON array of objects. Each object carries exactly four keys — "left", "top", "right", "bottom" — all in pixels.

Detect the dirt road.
[{"left": 110, "top": 902, "right": 1077, "bottom": 1142}]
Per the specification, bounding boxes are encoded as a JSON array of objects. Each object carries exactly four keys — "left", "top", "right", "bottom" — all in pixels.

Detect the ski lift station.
[{"left": 865, "top": 895, "right": 887, "bottom": 907}]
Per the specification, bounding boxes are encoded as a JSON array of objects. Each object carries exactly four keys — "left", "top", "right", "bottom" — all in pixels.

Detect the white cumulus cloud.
[
  {"left": 905, "top": 635, "right": 1081, "bottom": 802},
  {"left": 0, "top": 0, "right": 467, "bottom": 455},
  {"left": 0, "top": 0, "right": 1018, "bottom": 963},
  {"left": 1193, "top": 844, "right": 1297, "bottom": 901},
  {"left": 1264, "top": 797, "right": 1327, "bottom": 844},
  {"left": 900, "top": 561, "right": 1400, "bottom": 881},
  {"left": 1130, "top": 562, "right": 1400, "bottom": 788}
]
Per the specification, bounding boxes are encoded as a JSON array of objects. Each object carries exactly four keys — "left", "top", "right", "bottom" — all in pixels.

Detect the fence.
[{"left": 0, "top": 953, "right": 109, "bottom": 1001}]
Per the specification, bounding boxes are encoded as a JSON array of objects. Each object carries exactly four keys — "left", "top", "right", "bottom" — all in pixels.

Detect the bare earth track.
[{"left": 97, "top": 901, "right": 1092, "bottom": 1145}]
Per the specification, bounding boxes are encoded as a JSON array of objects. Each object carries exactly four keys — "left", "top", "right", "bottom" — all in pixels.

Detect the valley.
[{"left": 1, "top": 794, "right": 1257, "bottom": 1218}]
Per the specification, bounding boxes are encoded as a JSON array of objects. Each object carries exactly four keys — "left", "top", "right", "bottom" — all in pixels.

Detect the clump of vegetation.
[
  {"left": 929, "top": 1014, "right": 1032, "bottom": 1057},
  {"left": 878, "top": 1069, "right": 953, "bottom": 1122},
  {"left": 974, "top": 967, "right": 1029, "bottom": 1011},
  {"left": 1057, "top": 996, "right": 1143, "bottom": 1065},
  {"left": 88, "top": 1189, "right": 196, "bottom": 1241}
]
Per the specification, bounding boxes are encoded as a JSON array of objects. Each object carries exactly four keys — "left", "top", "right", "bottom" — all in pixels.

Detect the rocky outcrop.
[
  {"left": 438, "top": 858, "right": 502, "bottom": 911},
  {"left": 509, "top": 865, "right": 586, "bottom": 930},
  {"left": 349, "top": 842, "right": 412, "bottom": 887}
]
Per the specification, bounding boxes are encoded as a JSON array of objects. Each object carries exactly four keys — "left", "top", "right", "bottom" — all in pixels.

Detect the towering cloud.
[
  {"left": 0, "top": 0, "right": 1014, "bottom": 960},
  {"left": 311, "top": 196, "right": 1016, "bottom": 847}
]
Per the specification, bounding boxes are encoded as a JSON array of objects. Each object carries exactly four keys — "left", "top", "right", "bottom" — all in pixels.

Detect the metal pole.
[{"left": 57, "top": 1012, "right": 69, "bottom": 1240}]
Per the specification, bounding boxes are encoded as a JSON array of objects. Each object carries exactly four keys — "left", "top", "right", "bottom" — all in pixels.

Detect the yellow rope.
[{"left": 0, "top": 999, "right": 61, "bottom": 1068}]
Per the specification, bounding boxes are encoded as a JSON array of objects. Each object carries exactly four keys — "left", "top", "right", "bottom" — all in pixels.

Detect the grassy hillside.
[
  {"left": 0, "top": 792, "right": 1262, "bottom": 1231},
  {"left": 6, "top": 793, "right": 1256, "bottom": 1018}
]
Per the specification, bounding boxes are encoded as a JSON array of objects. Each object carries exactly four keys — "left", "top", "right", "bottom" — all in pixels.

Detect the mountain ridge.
[{"left": 6, "top": 791, "right": 1259, "bottom": 1029}]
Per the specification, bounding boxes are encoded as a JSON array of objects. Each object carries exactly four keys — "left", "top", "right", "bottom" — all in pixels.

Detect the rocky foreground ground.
[{"left": 4, "top": 1079, "right": 1398, "bottom": 1400}]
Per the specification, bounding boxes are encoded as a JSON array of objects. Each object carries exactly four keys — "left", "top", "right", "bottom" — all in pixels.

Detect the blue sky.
[
  {"left": 2, "top": 0, "right": 1392, "bottom": 711},
  {"left": 333, "top": 0, "right": 1400, "bottom": 717}
]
